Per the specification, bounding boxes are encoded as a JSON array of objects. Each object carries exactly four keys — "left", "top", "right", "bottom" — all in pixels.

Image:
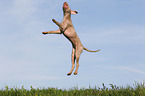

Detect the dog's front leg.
[
  {"left": 42, "top": 29, "right": 61, "bottom": 35},
  {"left": 52, "top": 19, "right": 68, "bottom": 33},
  {"left": 52, "top": 19, "right": 62, "bottom": 29}
]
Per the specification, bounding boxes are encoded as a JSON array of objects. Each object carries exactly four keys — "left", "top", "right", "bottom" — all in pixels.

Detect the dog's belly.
[
  {"left": 64, "top": 34, "right": 76, "bottom": 45},
  {"left": 63, "top": 31, "right": 82, "bottom": 48}
]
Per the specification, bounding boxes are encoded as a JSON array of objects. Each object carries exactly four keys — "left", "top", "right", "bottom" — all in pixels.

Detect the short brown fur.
[{"left": 42, "top": 2, "right": 100, "bottom": 76}]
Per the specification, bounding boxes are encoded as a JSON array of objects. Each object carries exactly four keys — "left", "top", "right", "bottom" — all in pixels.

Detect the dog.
[{"left": 42, "top": 2, "right": 100, "bottom": 76}]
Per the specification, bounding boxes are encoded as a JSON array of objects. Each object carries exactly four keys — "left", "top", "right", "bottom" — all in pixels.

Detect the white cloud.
[
  {"left": 79, "top": 25, "right": 145, "bottom": 46},
  {"left": 11, "top": 0, "right": 49, "bottom": 22},
  {"left": 0, "top": 58, "right": 61, "bottom": 81},
  {"left": 13, "top": 74, "right": 61, "bottom": 81},
  {"left": 112, "top": 66, "right": 145, "bottom": 75}
]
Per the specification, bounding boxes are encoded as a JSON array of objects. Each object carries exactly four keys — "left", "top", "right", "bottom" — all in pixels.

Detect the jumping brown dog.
[{"left": 42, "top": 2, "right": 100, "bottom": 76}]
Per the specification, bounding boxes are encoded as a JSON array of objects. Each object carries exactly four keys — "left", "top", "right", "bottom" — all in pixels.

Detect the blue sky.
[{"left": 0, "top": 0, "right": 145, "bottom": 89}]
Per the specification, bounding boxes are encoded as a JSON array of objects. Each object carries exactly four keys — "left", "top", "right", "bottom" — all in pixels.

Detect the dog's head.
[{"left": 63, "top": 2, "right": 78, "bottom": 15}]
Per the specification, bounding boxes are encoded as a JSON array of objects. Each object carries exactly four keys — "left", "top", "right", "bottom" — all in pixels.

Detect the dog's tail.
[{"left": 83, "top": 47, "right": 100, "bottom": 52}]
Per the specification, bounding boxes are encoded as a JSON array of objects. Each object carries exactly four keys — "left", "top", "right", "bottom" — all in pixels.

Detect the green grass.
[{"left": 0, "top": 83, "right": 145, "bottom": 96}]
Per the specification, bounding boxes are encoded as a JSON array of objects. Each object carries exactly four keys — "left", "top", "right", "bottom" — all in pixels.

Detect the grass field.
[{"left": 0, "top": 83, "right": 145, "bottom": 96}]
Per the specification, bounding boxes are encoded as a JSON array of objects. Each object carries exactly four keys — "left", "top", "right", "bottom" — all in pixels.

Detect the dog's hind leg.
[
  {"left": 67, "top": 48, "right": 76, "bottom": 76},
  {"left": 74, "top": 47, "right": 83, "bottom": 75}
]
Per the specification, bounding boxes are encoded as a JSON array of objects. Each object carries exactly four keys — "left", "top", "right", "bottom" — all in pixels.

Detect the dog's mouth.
[{"left": 63, "top": 2, "right": 68, "bottom": 9}]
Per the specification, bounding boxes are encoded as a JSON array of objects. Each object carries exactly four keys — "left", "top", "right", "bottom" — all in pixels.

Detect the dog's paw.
[
  {"left": 67, "top": 72, "right": 72, "bottom": 76},
  {"left": 42, "top": 32, "right": 47, "bottom": 35},
  {"left": 52, "top": 19, "right": 56, "bottom": 22},
  {"left": 74, "top": 72, "right": 78, "bottom": 75}
]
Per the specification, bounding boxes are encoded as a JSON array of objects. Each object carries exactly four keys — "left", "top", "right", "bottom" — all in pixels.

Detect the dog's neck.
[{"left": 63, "top": 11, "right": 71, "bottom": 21}]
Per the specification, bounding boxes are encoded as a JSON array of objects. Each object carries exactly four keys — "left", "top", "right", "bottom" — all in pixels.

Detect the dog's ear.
[{"left": 71, "top": 10, "right": 78, "bottom": 15}]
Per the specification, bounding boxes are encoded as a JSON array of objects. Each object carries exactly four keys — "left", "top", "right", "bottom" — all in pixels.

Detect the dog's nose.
[{"left": 64, "top": 2, "right": 67, "bottom": 4}]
